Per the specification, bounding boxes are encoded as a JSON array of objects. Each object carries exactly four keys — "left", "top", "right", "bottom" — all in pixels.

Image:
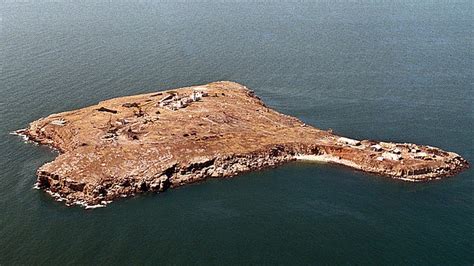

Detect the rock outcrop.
[{"left": 16, "top": 81, "right": 469, "bottom": 208}]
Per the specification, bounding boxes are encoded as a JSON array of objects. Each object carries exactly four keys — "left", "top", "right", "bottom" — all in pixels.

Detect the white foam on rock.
[
  {"left": 85, "top": 204, "right": 106, "bottom": 210},
  {"left": 10, "top": 130, "right": 30, "bottom": 142},
  {"left": 32, "top": 182, "right": 41, "bottom": 190}
]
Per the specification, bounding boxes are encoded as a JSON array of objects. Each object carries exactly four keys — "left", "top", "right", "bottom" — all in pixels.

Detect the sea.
[{"left": 0, "top": 0, "right": 472, "bottom": 264}]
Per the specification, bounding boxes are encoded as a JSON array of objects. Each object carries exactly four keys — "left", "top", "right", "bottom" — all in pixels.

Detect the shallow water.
[{"left": 0, "top": 0, "right": 473, "bottom": 264}]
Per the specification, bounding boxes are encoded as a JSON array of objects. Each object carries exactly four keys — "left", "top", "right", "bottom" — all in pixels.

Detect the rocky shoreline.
[{"left": 17, "top": 81, "right": 469, "bottom": 208}]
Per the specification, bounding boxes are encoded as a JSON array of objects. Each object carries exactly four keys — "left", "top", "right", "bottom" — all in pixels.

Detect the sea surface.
[{"left": 0, "top": 0, "right": 473, "bottom": 264}]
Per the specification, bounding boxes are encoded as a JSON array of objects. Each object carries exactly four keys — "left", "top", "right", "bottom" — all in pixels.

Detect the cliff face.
[{"left": 18, "top": 81, "right": 469, "bottom": 208}]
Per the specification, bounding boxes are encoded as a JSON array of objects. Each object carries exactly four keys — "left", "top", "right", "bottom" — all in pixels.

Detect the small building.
[
  {"left": 409, "top": 145, "right": 421, "bottom": 153},
  {"left": 191, "top": 90, "right": 208, "bottom": 102},
  {"left": 380, "top": 142, "right": 396, "bottom": 149},
  {"left": 159, "top": 99, "right": 172, "bottom": 107},
  {"left": 337, "top": 137, "right": 361, "bottom": 146},
  {"left": 176, "top": 100, "right": 186, "bottom": 109},
  {"left": 382, "top": 151, "right": 402, "bottom": 161},
  {"left": 191, "top": 91, "right": 203, "bottom": 102},
  {"left": 391, "top": 148, "right": 402, "bottom": 154},
  {"left": 371, "top": 144, "right": 383, "bottom": 152},
  {"left": 158, "top": 94, "right": 173, "bottom": 104}
]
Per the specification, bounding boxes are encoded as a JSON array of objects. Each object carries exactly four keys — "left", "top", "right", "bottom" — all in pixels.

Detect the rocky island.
[{"left": 17, "top": 81, "right": 469, "bottom": 208}]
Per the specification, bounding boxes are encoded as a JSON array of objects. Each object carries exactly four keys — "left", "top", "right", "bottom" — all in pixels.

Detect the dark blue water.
[{"left": 1, "top": 0, "right": 472, "bottom": 264}]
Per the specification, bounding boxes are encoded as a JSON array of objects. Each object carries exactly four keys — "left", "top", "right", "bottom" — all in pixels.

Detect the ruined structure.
[{"left": 16, "top": 81, "right": 469, "bottom": 208}]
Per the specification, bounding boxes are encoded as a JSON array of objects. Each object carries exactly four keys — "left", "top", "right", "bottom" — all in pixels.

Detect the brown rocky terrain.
[{"left": 16, "top": 81, "right": 469, "bottom": 208}]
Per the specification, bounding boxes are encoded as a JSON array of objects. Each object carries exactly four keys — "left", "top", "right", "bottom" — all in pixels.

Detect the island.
[{"left": 16, "top": 81, "right": 469, "bottom": 208}]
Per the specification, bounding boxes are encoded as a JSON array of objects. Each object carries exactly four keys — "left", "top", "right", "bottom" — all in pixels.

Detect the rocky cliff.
[{"left": 17, "top": 81, "right": 469, "bottom": 208}]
